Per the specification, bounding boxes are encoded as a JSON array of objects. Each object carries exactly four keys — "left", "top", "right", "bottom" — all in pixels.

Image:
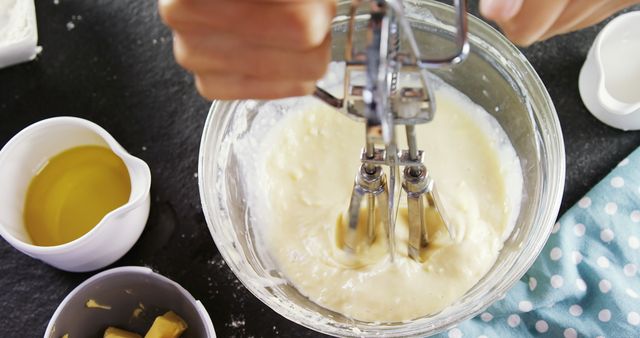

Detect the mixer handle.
[{"left": 313, "top": 0, "right": 470, "bottom": 108}]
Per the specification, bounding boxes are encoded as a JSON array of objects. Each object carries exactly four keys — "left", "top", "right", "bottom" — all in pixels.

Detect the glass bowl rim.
[{"left": 198, "top": 1, "right": 566, "bottom": 336}]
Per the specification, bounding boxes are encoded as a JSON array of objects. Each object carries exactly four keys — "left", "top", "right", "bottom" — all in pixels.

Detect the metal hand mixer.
[{"left": 314, "top": 0, "right": 469, "bottom": 262}]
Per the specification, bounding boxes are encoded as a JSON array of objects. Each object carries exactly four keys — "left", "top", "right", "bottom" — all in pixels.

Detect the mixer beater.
[{"left": 314, "top": 0, "right": 469, "bottom": 262}]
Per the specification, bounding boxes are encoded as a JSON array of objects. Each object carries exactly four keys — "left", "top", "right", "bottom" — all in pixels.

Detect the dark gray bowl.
[{"left": 44, "top": 266, "right": 215, "bottom": 338}]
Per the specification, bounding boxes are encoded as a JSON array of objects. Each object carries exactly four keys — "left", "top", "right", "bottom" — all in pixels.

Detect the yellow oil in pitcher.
[{"left": 24, "top": 145, "right": 131, "bottom": 246}]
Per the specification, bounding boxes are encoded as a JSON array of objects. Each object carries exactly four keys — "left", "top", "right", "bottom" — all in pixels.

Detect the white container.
[
  {"left": 0, "top": 117, "right": 151, "bottom": 272},
  {"left": 579, "top": 11, "right": 640, "bottom": 131},
  {"left": 0, "top": 0, "right": 40, "bottom": 69},
  {"left": 44, "top": 266, "right": 216, "bottom": 338}
]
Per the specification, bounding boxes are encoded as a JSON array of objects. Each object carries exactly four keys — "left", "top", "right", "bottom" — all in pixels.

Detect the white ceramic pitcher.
[
  {"left": 0, "top": 117, "right": 151, "bottom": 272},
  {"left": 579, "top": 11, "right": 640, "bottom": 130}
]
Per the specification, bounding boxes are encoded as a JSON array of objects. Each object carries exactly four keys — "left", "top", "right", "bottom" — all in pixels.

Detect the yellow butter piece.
[
  {"left": 104, "top": 326, "right": 142, "bottom": 338},
  {"left": 144, "top": 311, "right": 188, "bottom": 338},
  {"left": 86, "top": 299, "right": 112, "bottom": 310},
  {"left": 133, "top": 307, "right": 143, "bottom": 318}
]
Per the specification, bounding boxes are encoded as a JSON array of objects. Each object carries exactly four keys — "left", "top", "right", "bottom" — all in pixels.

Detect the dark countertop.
[{"left": 0, "top": 1, "right": 638, "bottom": 337}]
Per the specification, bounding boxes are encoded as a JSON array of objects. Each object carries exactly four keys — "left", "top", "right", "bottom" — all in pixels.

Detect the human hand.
[
  {"left": 159, "top": 0, "right": 335, "bottom": 100},
  {"left": 480, "top": 0, "right": 640, "bottom": 46}
]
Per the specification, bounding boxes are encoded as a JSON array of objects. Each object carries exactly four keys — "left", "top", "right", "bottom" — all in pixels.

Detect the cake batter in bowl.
[{"left": 198, "top": 1, "right": 564, "bottom": 336}]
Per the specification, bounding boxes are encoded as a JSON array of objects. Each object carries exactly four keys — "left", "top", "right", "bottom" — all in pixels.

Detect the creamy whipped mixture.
[{"left": 247, "top": 79, "right": 522, "bottom": 322}]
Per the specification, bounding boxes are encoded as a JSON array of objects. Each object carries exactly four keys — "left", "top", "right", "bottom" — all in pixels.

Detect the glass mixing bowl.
[{"left": 198, "top": 1, "right": 565, "bottom": 336}]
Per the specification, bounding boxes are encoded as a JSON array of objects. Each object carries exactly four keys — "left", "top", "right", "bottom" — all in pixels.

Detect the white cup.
[
  {"left": 0, "top": 117, "right": 151, "bottom": 272},
  {"left": 45, "top": 266, "right": 216, "bottom": 338},
  {"left": 579, "top": 11, "right": 640, "bottom": 130}
]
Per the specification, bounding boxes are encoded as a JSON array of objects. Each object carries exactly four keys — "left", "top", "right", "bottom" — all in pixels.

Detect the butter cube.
[
  {"left": 144, "top": 311, "right": 188, "bottom": 338},
  {"left": 104, "top": 327, "right": 142, "bottom": 338}
]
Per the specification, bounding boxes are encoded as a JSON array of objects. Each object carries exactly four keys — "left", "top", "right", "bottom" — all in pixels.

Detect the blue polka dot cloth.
[{"left": 436, "top": 148, "right": 640, "bottom": 338}]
